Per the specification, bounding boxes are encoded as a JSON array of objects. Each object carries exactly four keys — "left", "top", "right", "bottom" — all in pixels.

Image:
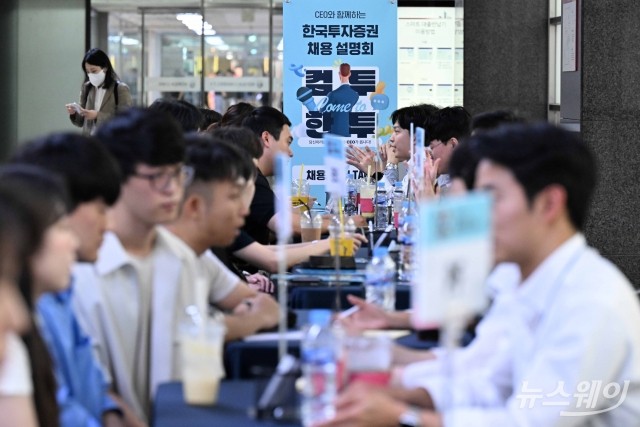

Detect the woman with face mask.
[{"left": 66, "top": 48, "right": 133, "bottom": 135}]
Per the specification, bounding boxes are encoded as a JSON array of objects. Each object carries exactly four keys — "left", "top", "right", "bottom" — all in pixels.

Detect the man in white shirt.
[{"left": 318, "top": 123, "right": 640, "bottom": 427}]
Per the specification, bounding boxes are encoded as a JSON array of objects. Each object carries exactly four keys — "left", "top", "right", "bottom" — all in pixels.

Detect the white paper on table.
[
  {"left": 363, "top": 329, "right": 411, "bottom": 339},
  {"left": 243, "top": 330, "right": 304, "bottom": 342}
]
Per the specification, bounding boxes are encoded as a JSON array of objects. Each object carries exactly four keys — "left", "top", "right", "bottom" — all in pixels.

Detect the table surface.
[
  {"left": 154, "top": 380, "right": 300, "bottom": 427},
  {"left": 287, "top": 283, "right": 411, "bottom": 310}
]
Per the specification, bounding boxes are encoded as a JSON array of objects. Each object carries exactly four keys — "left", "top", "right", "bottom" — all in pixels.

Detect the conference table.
[{"left": 154, "top": 380, "right": 300, "bottom": 427}]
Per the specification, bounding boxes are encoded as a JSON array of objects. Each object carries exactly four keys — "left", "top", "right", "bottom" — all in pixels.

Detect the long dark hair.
[
  {"left": 81, "top": 47, "right": 119, "bottom": 89},
  {"left": 0, "top": 165, "right": 70, "bottom": 427}
]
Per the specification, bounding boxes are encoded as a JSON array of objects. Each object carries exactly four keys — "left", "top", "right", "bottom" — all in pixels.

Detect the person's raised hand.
[
  {"left": 337, "top": 295, "right": 391, "bottom": 332},
  {"left": 346, "top": 145, "right": 380, "bottom": 174},
  {"left": 351, "top": 233, "right": 368, "bottom": 252},
  {"left": 81, "top": 108, "right": 98, "bottom": 120}
]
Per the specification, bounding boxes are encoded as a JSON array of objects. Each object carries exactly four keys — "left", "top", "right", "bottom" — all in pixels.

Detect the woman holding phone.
[{"left": 66, "top": 48, "right": 132, "bottom": 135}]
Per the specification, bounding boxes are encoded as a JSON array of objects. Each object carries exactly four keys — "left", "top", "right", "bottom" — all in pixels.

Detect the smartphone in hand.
[{"left": 66, "top": 102, "right": 82, "bottom": 114}]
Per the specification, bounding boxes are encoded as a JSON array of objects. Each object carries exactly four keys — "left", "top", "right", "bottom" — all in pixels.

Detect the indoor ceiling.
[{"left": 92, "top": 0, "right": 283, "bottom": 36}]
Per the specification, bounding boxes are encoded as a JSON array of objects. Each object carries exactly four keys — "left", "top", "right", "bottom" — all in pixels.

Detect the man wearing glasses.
[{"left": 72, "top": 108, "right": 194, "bottom": 424}]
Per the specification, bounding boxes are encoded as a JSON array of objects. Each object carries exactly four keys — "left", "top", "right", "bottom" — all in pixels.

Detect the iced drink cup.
[
  {"left": 301, "top": 210, "right": 323, "bottom": 242},
  {"left": 181, "top": 337, "right": 223, "bottom": 405},
  {"left": 344, "top": 335, "right": 392, "bottom": 386},
  {"left": 292, "top": 179, "right": 311, "bottom": 212},
  {"left": 180, "top": 315, "right": 225, "bottom": 405},
  {"left": 328, "top": 225, "right": 354, "bottom": 257},
  {"left": 359, "top": 183, "right": 375, "bottom": 219}
]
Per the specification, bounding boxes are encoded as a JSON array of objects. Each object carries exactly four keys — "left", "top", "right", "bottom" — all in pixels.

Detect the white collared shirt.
[
  {"left": 401, "top": 263, "right": 520, "bottom": 390},
  {"left": 94, "top": 87, "right": 106, "bottom": 112},
  {"left": 72, "top": 227, "right": 238, "bottom": 421},
  {"left": 409, "top": 234, "right": 640, "bottom": 426}
]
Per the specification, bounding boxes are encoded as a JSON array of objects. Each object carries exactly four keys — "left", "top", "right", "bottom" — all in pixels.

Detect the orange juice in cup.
[{"left": 328, "top": 225, "right": 354, "bottom": 257}]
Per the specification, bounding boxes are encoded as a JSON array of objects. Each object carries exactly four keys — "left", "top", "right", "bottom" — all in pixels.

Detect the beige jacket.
[{"left": 70, "top": 81, "right": 133, "bottom": 135}]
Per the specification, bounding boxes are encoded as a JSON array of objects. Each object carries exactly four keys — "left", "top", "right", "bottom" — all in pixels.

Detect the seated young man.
[
  {"left": 241, "top": 106, "right": 365, "bottom": 246},
  {"left": 207, "top": 126, "right": 366, "bottom": 280},
  {"left": 423, "top": 106, "right": 471, "bottom": 191},
  {"left": 346, "top": 104, "right": 438, "bottom": 190},
  {"left": 162, "top": 133, "right": 279, "bottom": 339},
  {"left": 318, "top": 123, "right": 640, "bottom": 427},
  {"left": 11, "top": 133, "right": 142, "bottom": 427},
  {"left": 68, "top": 108, "right": 214, "bottom": 422}
]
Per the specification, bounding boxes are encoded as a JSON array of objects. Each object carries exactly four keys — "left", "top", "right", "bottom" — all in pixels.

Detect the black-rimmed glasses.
[{"left": 132, "top": 165, "right": 194, "bottom": 192}]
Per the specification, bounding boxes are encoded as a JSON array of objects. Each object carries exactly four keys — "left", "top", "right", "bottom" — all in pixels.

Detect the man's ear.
[
  {"left": 449, "top": 137, "right": 459, "bottom": 148},
  {"left": 261, "top": 131, "right": 272, "bottom": 149},
  {"left": 182, "top": 193, "right": 204, "bottom": 219},
  {"left": 535, "top": 184, "right": 568, "bottom": 225}
]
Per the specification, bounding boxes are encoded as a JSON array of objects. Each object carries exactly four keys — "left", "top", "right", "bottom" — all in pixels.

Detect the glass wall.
[
  {"left": 92, "top": 0, "right": 460, "bottom": 112},
  {"left": 92, "top": 0, "right": 283, "bottom": 111}
]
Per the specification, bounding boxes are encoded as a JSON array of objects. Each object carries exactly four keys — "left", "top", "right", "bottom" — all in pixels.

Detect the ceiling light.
[{"left": 176, "top": 13, "right": 216, "bottom": 36}]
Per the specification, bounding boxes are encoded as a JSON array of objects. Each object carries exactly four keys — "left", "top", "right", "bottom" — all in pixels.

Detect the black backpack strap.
[
  {"left": 80, "top": 82, "right": 90, "bottom": 108},
  {"left": 114, "top": 81, "right": 119, "bottom": 107}
]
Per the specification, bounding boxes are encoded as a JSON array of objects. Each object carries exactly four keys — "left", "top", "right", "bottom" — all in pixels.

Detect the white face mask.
[{"left": 88, "top": 69, "right": 106, "bottom": 87}]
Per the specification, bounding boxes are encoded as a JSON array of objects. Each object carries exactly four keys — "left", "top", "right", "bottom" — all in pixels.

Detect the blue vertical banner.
[
  {"left": 274, "top": 153, "right": 293, "bottom": 243},
  {"left": 284, "top": 0, "right": 398, "bottom": 206}
]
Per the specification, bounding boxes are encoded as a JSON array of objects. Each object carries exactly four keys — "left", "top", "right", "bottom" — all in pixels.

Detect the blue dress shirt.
[{"left": 37, "top": 282, "right": 120, "bottom": 427}]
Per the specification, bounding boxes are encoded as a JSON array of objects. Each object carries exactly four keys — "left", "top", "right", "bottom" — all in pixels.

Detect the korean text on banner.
[{"left": 283, "top": 0, "right": 398, "bottom": 206}]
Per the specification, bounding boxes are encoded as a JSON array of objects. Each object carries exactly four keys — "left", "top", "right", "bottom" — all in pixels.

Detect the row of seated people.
[{"left": 3, "top": 97, "right": 638, "bottom": 427}]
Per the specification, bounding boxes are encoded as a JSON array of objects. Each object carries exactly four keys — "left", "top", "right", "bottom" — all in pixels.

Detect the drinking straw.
[
  {"left": 338, "top": 198, "right": 344, "bottom": 234},
  {"left": 374, "top": 224, "right": 394, "bottom": 250},
  {"left": 367, "top": 165, "right": 372, "bottom": 185},
  {"left": 368, "top": 220, "right": 375, "bottom": 254},
  {"left": 297, "top": 164, "right": 304, "bottom": 196}
]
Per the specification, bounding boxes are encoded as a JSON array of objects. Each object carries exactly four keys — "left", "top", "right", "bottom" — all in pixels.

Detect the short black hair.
[
  {"left": 424, "top": 106, "right": 471, "bottom": 144},
  {"left": 207, "top": 126, "right": 263, "bottom": 160},
  {"left": 149, "top": 99, "right": 204, "bottom": 133},
  {"left": 242, "top": 106, "right": 291, "bottom": 141},
  {"left": 183, "top": 133, "right": 255, "bottom": 186},
  {"left": 220, "top": 102, "right": 256, "bottom": 127},
  {"left": 390, "top": 105, "right": 435, "bottom": 134},
  {"left": 471, "top": 110, "right": 525, "bottom": 133},
  {"left": 95, "top": 107, "right": 185, "bottom": 181},
  {"left": 11, "top": 132, "right": 121, "bottom": 209},
  {"left": 472, "top": 122, "right": 597, "bottom": 230},
  {"left": 200, "top": 108, "right": 222, "bottom": 130},
  {"left": 448, "top": 141, "right": 479, "bottom": 190}
]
